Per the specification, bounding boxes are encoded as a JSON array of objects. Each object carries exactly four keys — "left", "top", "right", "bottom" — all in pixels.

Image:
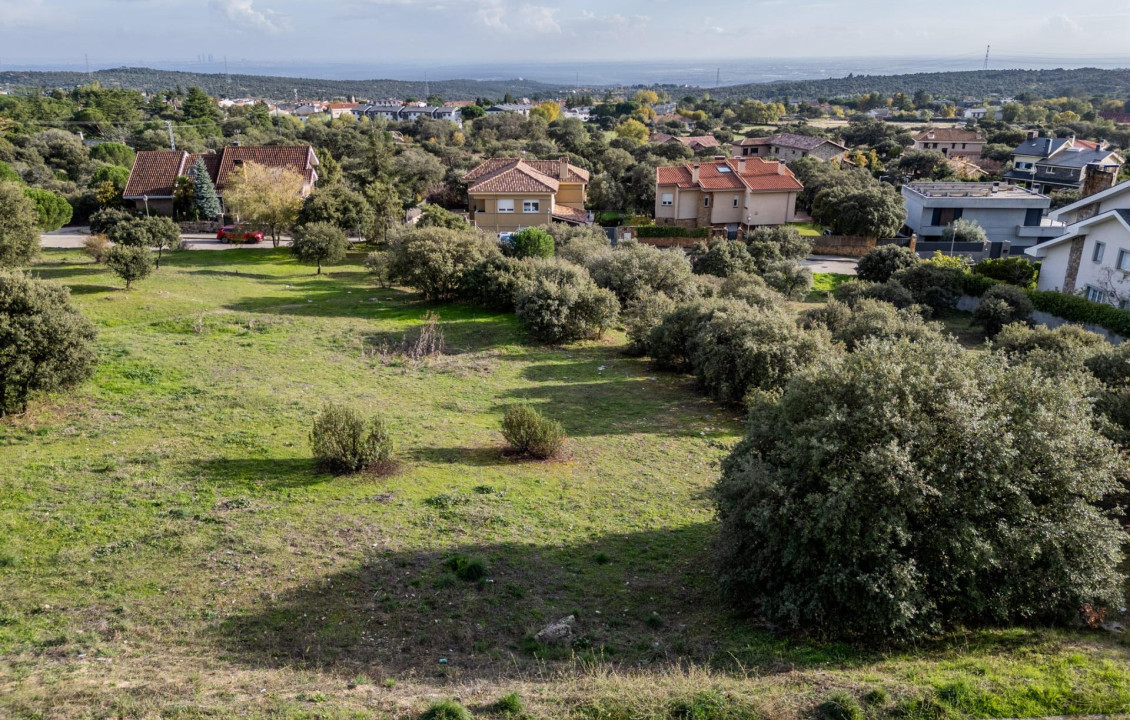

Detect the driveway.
[
  {"left": 802, "top": 254, "right": 858, "bottom": 275},
  {"left": 41, "top": 227, "right": 291, "bottom": 250}
]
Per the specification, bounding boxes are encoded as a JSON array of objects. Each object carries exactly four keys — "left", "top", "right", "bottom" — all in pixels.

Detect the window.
[
  {"left": 661, "top": 193, "right": 673, "bottom": 207},
  {"left": 1119, "top": 249, "right": 1130, "bottom": 272},
  {"left": 733, "top": 196, "right": 740, "bottom": 208},
  {"left": 522, "top": 200, "right": 540, "bottom": 213},
  {"left": 1092, "top": 241, "right": 1105, "bottom": 263},
  {"left": 497, "top": 199, "right": 514, "bottom": 213},
  {"left": 930, "top": 207, "right": 963, "bottom": 226},
  {"left": 703, "top": 196, "right": 711, "bottom": 208},
  {"left": 1086, "top": 285, "right": 1107, "bottom": 303},
  {"left": 1023, "top": 208, "right": 1043, "bottom": 227}
]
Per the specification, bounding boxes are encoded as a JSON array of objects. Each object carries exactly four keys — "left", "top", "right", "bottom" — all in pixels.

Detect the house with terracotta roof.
[
  {"left": 654, "top": 157, "right": 803, "bottom": 231},
  {"left": 912, "top": 127, "right": 985, "bottom": 158},
  {"left": 464, "top": 157, "right": 591, "bottom": 234},
  {"left": 649, "top": 133, "right": 721, "bottom": 153},
  {"left": 123, "top": 144, "right": 319, "bottom": 217},
  {"left": 732, "top": 133, "right": 846, "bottom": 162}
]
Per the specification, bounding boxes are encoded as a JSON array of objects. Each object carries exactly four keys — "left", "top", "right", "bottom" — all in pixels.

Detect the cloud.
[
  {"left": 474, "top": 1, "right": 560, "bottom": 33},
  {"left": 208, "top": 0, "right": 289, "bottom": 34}
]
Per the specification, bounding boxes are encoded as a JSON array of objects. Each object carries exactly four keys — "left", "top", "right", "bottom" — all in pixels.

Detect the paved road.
[
  {"left": 41, "top": 227, "right": 291, "bottom": 250},
  {"left": 802, "top": 254, "right": 858, "bottom": 275}
]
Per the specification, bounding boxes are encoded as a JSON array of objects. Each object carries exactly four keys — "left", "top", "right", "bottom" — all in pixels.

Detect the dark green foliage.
[
  {"left": 143, "top": 216, "right": 182, "bottom": 267},
  {"left": 585, "top": 240, "right": 698, "bottom": 305},
  {"left": 856, "top": 244, "right": 919, "bottom": 283},
  {"left": 891, "top": 263, "right": 964, "bottom": 312},
  {"left": 715, "top": 336, "right": 1127, "bottom": 639},
  {"left": 107, "top": 218, "right": 150, "bottom": 247},
  {"left": 192, "top": 156, "right": 222, "bottom": 220},
  {"left": 0, "top": 181, "right": 40, "bottom": 267},
  {"left": 445, "top": 554, "right": 489, "bottom": 582},
  {"left": 960, "top": 271, "right": 1001, "bottom": 297},
  {"left": 390, "top": 227, "right": 499, "bottom": 300},
  {"left": 309, "top": 402, "right": 393, "bottom": 474},
  {"left": 691, "top": 239, "right": 757, "bottom": 277},
  {"left": 460, "top": 255, "right": 534, "bottom": 310},
  {"left": 514, "top": 259, "right": 619, "bottom": 343},
  {"left": 831, "top": 299, "right": 942, "bottom": 350},
  {"left": 646, "top": 298, "right": 741, "bottom": 369},
  {"left": 0, "top": 271, "right": 97, "bottom": 416},
  {"left": 416, "top": 203, "right": 470, "bottom": 230},
  {"left": 419, "top": 700, "right": 473, "bottom": 720},
  {"left": 506, "top": 227, "right": 555, "bottom": 259},
  {"left": 996, "top": 322, "right": 1109, "bottom": 360},
  {"left": 762, "top": 260, "right": 813, "bottom": 300},
  {"left": 89, "top": 142, "right": 136, "bottom": 168},
  {"left": 22, "top": 187, "right": 72, "bottom": 231},
  {"left": 89, "top": 206, "right": 134, "bottom": 234},
  {"left": 291, "top": 222, "right": 349, "bottom": 274},
  {"left": 745, "top": 225, "right": 812, "bottom": 272},
  {"left": 1028, "top": 290, "right": 1130, "bottom": 338},
  {"left": 717, "top": 272, "right": 785, "bottom": 310},
  {"left": 633, "top": 225, "right": 710, "bottom": 238},
  {"left": 819, "top": 692, "right": 864, "bottom": 720},
  {"left": 669, "top": 691, "right": 755, "bottom": 720},
  {"left": 296, "top": 184, "right": 373, "bottom": 235},
  {"left": 974, "top": 285, "right": 1033, "bottom": 337},
  {"left": 973, "top": 257, "right": 1039, "bottom": 288},
  {"left": 802, "top": 299, "right": 853, "bottom": 334},
  {"left": 812, "top": 183, "right": 907, "bottom": 238},
  {"left": 105, "top": 245, "right": 154, "bottom": 290},
  {"left": 501, "top": 404, "right": 565, "bottom": 459},
  {"left": 494, "top": 693, "right": 523, "bottom": 716},
  {"left": 624, "top": 291, "right": 677, "bottom": 355},
  {"left": 834, "top": 279, "right": 916, "bottom": 309}
]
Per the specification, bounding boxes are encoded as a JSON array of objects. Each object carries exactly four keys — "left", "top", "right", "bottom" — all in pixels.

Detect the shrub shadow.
[{"left": 186, "top": 457, "right": 329, "bottom": 491}]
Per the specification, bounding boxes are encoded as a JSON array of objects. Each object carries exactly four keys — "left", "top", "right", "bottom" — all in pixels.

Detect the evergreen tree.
[{"left": 192, "top": 157, "right": 221, "bottom": 220}]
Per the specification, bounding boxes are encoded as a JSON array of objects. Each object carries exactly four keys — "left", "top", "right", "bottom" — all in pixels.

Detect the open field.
[{"left": 1, "top": 249, "right": 1128, "bottom": 719}]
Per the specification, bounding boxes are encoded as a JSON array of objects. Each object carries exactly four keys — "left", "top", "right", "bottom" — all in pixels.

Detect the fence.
[
  {"left": 809, "top": 235, "right": 877, "bottom": 257},
  {"left": 177, "top": 221, "right": 222, "bottom": 233}
]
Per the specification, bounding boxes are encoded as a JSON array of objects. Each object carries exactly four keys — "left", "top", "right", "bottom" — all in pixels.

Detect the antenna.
[
  {"left": 715, "top": 67, "right": 720, "bottom": 88},
  {"left": 166, "top": 120, "right": 176, "bottom": 150},
  {"left": 425, "top": 70, "right": 429, "bottom": 101},
  {"left": 224, "top": 55, "right": 230, "bottom": 84},
  {"left": 84, "top": 53, "right": 91, "bottom": 80},
  {"left": 983, "top": 44, "right": 990, "bottom": 71}
]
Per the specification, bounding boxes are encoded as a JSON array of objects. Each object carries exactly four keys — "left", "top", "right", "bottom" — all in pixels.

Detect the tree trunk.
[
  {"left": 317, "top": 259, "right": 322, "bottom": 275},
  {"left": 156, "top": 246, "right": 163, "bottom": 269}
]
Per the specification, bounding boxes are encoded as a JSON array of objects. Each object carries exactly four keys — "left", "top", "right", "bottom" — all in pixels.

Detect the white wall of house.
[{"left": 1036, "top": 220, "right": 1130, "bottom": 303}]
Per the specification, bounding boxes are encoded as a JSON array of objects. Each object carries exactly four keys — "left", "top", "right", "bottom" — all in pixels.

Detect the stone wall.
[{"left": 809, "top": 235, "right": 877, "bottom": 257}]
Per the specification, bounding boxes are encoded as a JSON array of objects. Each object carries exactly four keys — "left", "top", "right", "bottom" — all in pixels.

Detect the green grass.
[
  {"left": 789, "top": 221, "right": 826, "bottom": 237},
  {"left": 0, "top": 248, "right": 1126, "bottom": 719},
  {"left": 809, "top": 272, "right": 853, "bottom": 301}
]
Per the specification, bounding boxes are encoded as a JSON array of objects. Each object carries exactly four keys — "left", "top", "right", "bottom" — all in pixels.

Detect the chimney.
[
  {"left": 231, "top": 140, "right": 241, "bottom": 147},
  {"left": 1044, "top": 138, "right": 1052, "bottom": 155},
  {"left": 713, "top": 155, "right": 726, "bottom": 161},
  {"left": 777, "top": 162, "right": 786, "bottom": 175},
  {"left": 1082, "top": 163, "right": 1118, "bottom": 198},
  {"left": 1027, "top": 130, "right": 1039, "bottom": 140},
  {"left": 737, "top": 157, "right": 746, "bottom": 173},
  {"left": 691, "top": 163, "right": 700, "bottom": 184},
  {"left": 558, "top": 157, "right": 569, "bottom": 180}
]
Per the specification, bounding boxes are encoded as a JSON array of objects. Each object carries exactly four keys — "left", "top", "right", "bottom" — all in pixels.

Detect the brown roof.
[
  {"left": 551, "top": 205, "right": 591, "bottom": 224},
  {"left": 656, "top": 157, "right": 803, "bottom": 193},
  {"left": 124, "top": 145, "right": 318, "bottom": 199},
  {"left": 735, "top": 133, "right": 845, "bottom": 152},
  {"left": 465, "top": 157, "right": 589, "bottom": 194},
  {"left": 913, "top": 128, "right": 983, "bottom": 143}
]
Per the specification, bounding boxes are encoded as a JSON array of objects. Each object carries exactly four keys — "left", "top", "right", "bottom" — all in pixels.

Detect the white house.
[{"left": 1026, "top": 180, "right": 1130, "bottom": 305}]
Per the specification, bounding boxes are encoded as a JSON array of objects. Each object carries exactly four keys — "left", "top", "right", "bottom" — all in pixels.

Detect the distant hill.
[
  {"left": 701, "top": 68, "right": 1130, "bottom": 101},
  {"left": 0, "top": 66, "right": 569, "bottom": 101}
]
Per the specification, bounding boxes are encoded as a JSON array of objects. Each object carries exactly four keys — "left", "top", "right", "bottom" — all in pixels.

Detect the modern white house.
[
  {"left": 901, "top": 182, "right": 1062, "bottom": 252},
  {"left": 1026, "top": 180, "right": 1130, "bottom": 305}
]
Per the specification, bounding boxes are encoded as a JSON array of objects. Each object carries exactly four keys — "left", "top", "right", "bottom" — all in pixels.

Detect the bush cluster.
[
  {"left": 974, "top": 285, "right": 1034, "bottom": 337},
  {"left": 515, "top": 258, "right": 619, "bottom": 343},
  {"left": 973, "top": 256, "right": 1039, "bottom": 288},
  {"left": 309, "top": 402, "right": 394, "bottom": 474},
  {"left": 855, "top": 244, "right": 919, "bottom": 283},
  {"left": 501, "top": 404, "right": 564, "bottom": 459}
]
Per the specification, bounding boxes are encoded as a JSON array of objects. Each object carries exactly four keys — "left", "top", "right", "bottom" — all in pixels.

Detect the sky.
[{"left": 1, "top": 0, "right": 1130, "bottom": 75}]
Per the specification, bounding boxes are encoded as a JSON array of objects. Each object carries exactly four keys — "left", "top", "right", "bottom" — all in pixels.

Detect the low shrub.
[
  {"left": 960, "top": 271, "right": 1001, "bottom": 297},
  {"left": 973, "top": 256, "right": 1038, "bottom": 288},
  {"left": 585, "top": 240, "right": 698, "bottom": 304},
  {"left": 363, "top": 250, "right": 394, "bottom": 288},
  {"left": 419, "top": 700, "right": 473, "bottom": 720},
  {"left": 834, "top": 279, "right": 915, "bottom": 309},
  {"left": 690, "top": 239, "right": 757, "bottom": 277},
  {"left": 855, "top": 244, "right": 919, "bottom": 282},
  {"left": 717, "top": 271, "right": 784, "bottom": 309},
  {"left": 501, "top": 404, "right": 565, "bottom": 459},
  {"left": 833, "top": 299, "right": 942, "bottom": 350},
  {"left": 105, "top": 245, "right": 153, "bottom": 290},
  {"left": 891, "top": 263, "right": 963, "bottom": 311},
  {"left": 82, "top": 234, "right": 111, "bottom": 263},
  {"left": 515, "top": 259, "right": 619, "bottom": 343},
  {"left": 762, "top": 260, "right": 813, "bottom": 300},
  {"left": 461, "top": 255, "right": 534, "bottom": 310},
  {"left": 493, "top": 693, "right": 523, "bottom": 716},
  {"left": 646, "top": 298, "right": 744, "bottom": 369},
  {"left": 996, "top": 322, "right": 1108, "bottom": 359},
  {"left": 819, "top": 692, "right": 864, "bottom": 720},
  {"left": 389, "top": 227, "right": 498, "bottom": 300},
  {"left": 1028, "top": 290, "right": 1130, "bottom": 338},
  {"left": 445, "top": 554, "right": 489, "bottom": 582},
  {"left": 505, "top": 227, "right": 554, "bottom": 259},
  {"left": 89, "top": 206, "right": 134, "bottom": 234},
  {"left": 309, "top": 402, "right": 394, "bottom": 474},
  {"left": 801, "top": 299, "right": 853, "bottom": 333},
  {"left": 974, "top": 285, "right": 1033, "bottom": 337},
  {"left": 550, "top": 225, "right": 611, "bottom": 266}
]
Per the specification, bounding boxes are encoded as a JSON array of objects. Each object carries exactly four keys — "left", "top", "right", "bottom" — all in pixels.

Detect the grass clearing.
[
  {"left": 788, "top": 221, "right": 826, "bottom": 237},
  {"left": 1, "top": 248, "right": 1126, "bottom": 719}
]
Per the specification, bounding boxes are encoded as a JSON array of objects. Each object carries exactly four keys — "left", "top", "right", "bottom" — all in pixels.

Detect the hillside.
[{"left": 0, "top": 66, "right": 569, "bottom": 101}]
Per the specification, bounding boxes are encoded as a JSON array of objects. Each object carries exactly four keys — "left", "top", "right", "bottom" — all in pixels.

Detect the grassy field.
[{"left": 1, "top": 248, "right": 1127, "bottom": 719}]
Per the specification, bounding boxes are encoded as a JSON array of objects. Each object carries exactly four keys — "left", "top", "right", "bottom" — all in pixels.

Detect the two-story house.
[
  {"left": 901, "top": 181, "right": 1062, "bottom": 253},
  {"left": 654, "top": 157, "right": 802, "bottom": 232},
  {"left": 731, "top": 133, "right": 847, "bottom": 162},
  {"left": 1026, "top": 179, "right": 1130, "bottom": 304},
  {"left": 351, "top": 103, "right": 462, "bottom": 125},
  {"left": 1003, "top": 134, "right": 1123, "bottom": 193},
  {"left": 650, "top": 133, "right": 721, "bottom": 153},
  {"left": 465, "top": 157, "right": 590, "bottom": 234},
  {"left": 912, "top": 128, "right": 985, "bottom": 158},
  {"left": 122, "top": 144, "right": 319, "bottom": 217}
]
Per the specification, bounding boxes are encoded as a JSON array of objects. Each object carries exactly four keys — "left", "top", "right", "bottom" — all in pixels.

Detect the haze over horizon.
[{"left": 2, "top": 0, "right": 1130, "bottom": 86}]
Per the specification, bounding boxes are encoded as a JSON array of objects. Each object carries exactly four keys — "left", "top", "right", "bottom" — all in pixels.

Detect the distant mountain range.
[{"left": 2, "top": 66, "right": 1129, "bottom": 102}]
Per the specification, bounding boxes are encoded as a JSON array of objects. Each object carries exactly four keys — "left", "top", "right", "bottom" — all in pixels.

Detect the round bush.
[
  {"left": 646, "top": 298, "right": 742, "bottom": 369},
  {"left": 420, "top": 700, "right": 473, "bottom": 720},
  {"left": 718, "top": 272, "right": 785, "bottom": 310},
  {"left": 501, "top": 404, "right": 564, "bottom": 459},
  {"left": 585, "top": 240, "right": 698, "bottom": 304},
  {"left": 834, "top": 279, "right": 915, "bottom": 310},
  {"left": 715, "top": 336, "right": 1128, "bottom": 638},
  {"left": 973, "top": 256, "right": 1038, "bottom": 288},
  {"left": 291, "top": 221, "right": 349, "bottom": 274},
  {"left": 890, "top": 263, "right": 963, "bottom": 311},
  {"left": 22, "top": 187, "right": 72, "bottom": 231},
  {"left": 832, "top": 299, "right": 942, "bottom": 350},
  {"left": 801, "top": 299, "right": 853, "bottom": 334},
  {"left": 745, "top": 225, "right": 812, "bottom": 272},
  {"left": 974, "top": 284, "right": 1033, "bottom": 337},
  {"left": 505, "top": 227, "right": 554, "bottom": 259},
  {"left": 461, "top": 255, "right": 534, "bottom": 310},
  {"left": 105, "top": 245, "right": 154, "bottom": 290},
  {"left": 390, "top": 227, "right": 498, "bottom": 300},
  {"left": 309, "top": 402, "right": 394, "bottom": 474},
  {"left": 514, "top": 259, "right": 619, "bottom": 343},
  {"left": 0, "top": 181, "right": 40, "bottom": 268},
  {"left": 691, "top": 239, "right": 757, "bottom": 277},
  {"left": 855, "top": 244, "right": 919, "bottom": 283},
  {"left": 762, "top": 260, "right": 813, "bottom": 300},
  {"left": 89, "top": 206, "right": 135, "bottom": 234},
  {"left": 624, "top": 291, "right": 677, "bottom": 356}
]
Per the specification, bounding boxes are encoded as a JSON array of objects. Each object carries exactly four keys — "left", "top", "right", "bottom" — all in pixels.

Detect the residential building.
[
  {"left": 562, "top": 106, "right": 592, "bottom": 121},
  {"left": 351, "top": 103, "right": 462, "bottom": 124},
  {"left": 1026, "top": 180, "right": 1130, "bottom": 304},
  {"left": 464, "top": 157, "right": 591, "bottom": 234},
  {"left": 961, "top": 107, "right": 1001, "bottom": 120},
  {"left": 911, "top": 128, "right": 985, "bottom": 158},
  {"left": 654, "top": 157, "right": 802, "bottom": 232},
  {"left": 327, "top": 102, "right": 360, "bottom": 119},
  {"left": 485, "top": 103, "right": 532, "bottom": 116},
  {"left": 122, "top": 145, "right": 319, "bottom": 217},
  {"left": 901, "top": 182, "right": 1062, "bottom": 252},
  {"left": 649, "top": 133, "right": 721, "bottom": 152},
  {"left": 652, "top": 102, "right": 677, "bottom": 116},
  {"left": 732, "top": 133, "right": 847, "bottom": 162},
  {"left": 1003, "top": 134, "right": 1123, "bottom": 193}
]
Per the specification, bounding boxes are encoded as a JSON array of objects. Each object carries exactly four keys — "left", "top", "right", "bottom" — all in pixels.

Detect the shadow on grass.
[
  {"left": 409, "top": 445, "right": 510, "bottom": 467},
  {"left": 187, "top": 457, "right": 328, "bottom": 491}
]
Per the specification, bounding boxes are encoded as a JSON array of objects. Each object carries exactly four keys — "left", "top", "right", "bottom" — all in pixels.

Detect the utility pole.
[
  {"left": 424, "top": 70, "right": 429, "bottom": 101},
  {"left": 715, "top": 67, "right": 720, "bottom": 88},
  {"left": 166, "top": 120, "right": 176, "bottom": 150},
  {"left": 983, "top": 45, "right": 990, "bottom": 71},
  {"left": 224, "top": 55, "right": 230, "bottom": 85},
  {"left": 85, "top": 54, "right": 91, "bottom": 80}
]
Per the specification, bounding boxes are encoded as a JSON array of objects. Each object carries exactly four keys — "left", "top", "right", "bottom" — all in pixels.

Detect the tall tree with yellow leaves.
[{"left": 222, "top": 162, "right": 306, "bottom": 247}]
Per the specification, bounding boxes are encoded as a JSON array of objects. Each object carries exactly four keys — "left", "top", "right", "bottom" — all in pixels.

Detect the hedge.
[
  {"left": 633, "top": 226, "right": 710, "bottom": 239},
  {"left": 1026, "top": 290, "right": 1130, "bottom": 338},
  {"left": 959, "top": 272, "right": 1001, "bottom": 298}
]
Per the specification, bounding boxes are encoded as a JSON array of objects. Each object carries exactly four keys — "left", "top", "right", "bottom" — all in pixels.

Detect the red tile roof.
[
  {"left": 123, "top": 145, "right": 318, "bottom": 199},
  {"left": 656, "top": 158, "right": 802, "bottom": 193},
  {"left": 465, "top": 157, "right": 589, "bottom": 194},
  {"left": 551, "top": 205, "right": 591, "bottom": 224}
]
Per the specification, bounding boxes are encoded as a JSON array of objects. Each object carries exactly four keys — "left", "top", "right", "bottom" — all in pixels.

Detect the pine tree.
[{"left": 192, "top": 157, "right": 221, "bottom": 220}]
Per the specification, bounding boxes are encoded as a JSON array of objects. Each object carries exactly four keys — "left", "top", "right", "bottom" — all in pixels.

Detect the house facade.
[
  {"left": 1003, "top": 134, "right": 1124, "bottom": 193},
  {"left": 650, "top": 133, "right": 721, "bottom": 152},
  {"left": 351, "top": 103, "right": 462, "bottom": 125},
  {"left": 654, "top": 157, "right": 802, "bottom": 231},
  {"left": 901, "top": 181, "right": 1061, "bottom": 251},
  {"left": 465, "top": 157, "right": 590, "bottom": 234},
  {"left": 912, "top": 128, "right": 985, "bottom": 158},
  {"left": 1026, "top": 180, "right": 1130, "bottom": 304},
  {"left": 122, "top": 145, "right": 319, "bottom": 217},
  {"left": 732, "top": 133, "right": 847, "bottom": 162}
]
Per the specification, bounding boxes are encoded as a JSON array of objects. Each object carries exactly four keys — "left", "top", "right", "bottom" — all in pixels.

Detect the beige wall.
[
  {"left": 743, "top": 191, "right": 796, "bottom": 226},
  {"left": 709, "top": 191, "right": 745, "bottom": 224},
  {"left": 557, "top": 182, "right": 586, "bottom": 208},
  {"left": 914, "top": 140, "right": 985, "bottom": 158},
  {"left": 470, "top": 192, "right": 553, "bottom": 233},
  {"left": 653, "top": 185, "right": 796, "bottom": 227}
]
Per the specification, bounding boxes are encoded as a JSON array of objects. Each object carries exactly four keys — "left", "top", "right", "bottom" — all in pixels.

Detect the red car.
[{"left": 217, "top": 225, "right": 264, "bottom": 243}]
